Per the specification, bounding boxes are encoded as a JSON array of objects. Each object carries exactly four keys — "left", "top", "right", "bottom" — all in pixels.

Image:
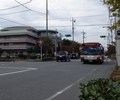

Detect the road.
[{"left": 0, "top": 59, "right": 116, "bottom": 100}]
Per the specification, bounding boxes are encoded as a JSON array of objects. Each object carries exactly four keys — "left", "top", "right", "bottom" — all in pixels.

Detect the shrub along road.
[{"left": 0, "top": 60, "right": 116, "bottom": 100}]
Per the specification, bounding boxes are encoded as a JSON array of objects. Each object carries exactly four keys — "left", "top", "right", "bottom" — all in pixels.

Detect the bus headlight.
[{"left": 98, "top": 57, "right": 102, "bottom": 60}]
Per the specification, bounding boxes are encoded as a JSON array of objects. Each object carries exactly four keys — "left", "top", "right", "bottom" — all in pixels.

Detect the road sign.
[{"left": 39, "top": 40, "right": 43, "bottom": 47}]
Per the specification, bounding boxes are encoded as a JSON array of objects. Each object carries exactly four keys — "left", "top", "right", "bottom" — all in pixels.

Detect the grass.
[{"left": 110, "top": 64, "right": 120, "bottom": 80}]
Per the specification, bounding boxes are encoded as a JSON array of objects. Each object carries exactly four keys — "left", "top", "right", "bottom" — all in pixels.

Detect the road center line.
[
  {"left": 45, "top": 69, "right": 96, "bottom": 100},
  {"left": 0, "top": 68, "right": 37, "bottom": 77}
]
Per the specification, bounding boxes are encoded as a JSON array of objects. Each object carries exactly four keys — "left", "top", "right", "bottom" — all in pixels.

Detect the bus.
[{"left": 80, "top": 42, "right": 104, "bottom": 64}]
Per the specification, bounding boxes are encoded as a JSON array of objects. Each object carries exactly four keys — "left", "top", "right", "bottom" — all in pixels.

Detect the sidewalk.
[{"left": 103, "top": 66, "right": 115, "bottom": 78}]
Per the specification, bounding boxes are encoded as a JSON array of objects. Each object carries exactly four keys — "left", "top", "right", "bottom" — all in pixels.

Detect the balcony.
[
  {"left": 0, "top": 45, "right": 32, "bottom": 50},
  {"left": 0, "top": 38, "right": 37, "bottom": 44}
]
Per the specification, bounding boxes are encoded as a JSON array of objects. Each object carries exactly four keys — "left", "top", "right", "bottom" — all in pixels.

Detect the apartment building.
[
  {"left": 0, "top": 26, "right": 38, "bottom": 54},
  {"left": 37, "top": 29, "right": 61, "bottom": 44},
  {"left": 0, "top": 26, "right": 61, "bottom": 55}
]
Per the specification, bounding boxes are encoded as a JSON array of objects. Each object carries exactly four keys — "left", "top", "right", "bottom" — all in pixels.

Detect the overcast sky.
[{"left": 0, "top": 0, "right": 113, "bottom": 49}]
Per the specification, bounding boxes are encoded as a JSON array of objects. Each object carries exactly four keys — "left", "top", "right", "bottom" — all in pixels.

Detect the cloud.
[{"left": 0, "top": 0, "right": 112, "bottom": 48}]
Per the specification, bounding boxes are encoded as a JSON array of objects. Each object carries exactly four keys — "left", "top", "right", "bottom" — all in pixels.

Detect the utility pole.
[
  {"left": 59, "top": 33, "right": 62, "bottom": 51},
  {"left": 110, "top": 18, "right": 114, "bottom": 43},
  {"left": 72, "top": 18, "right": 76, "bottom": 43},
  {"left": 72, "top": 17, "right": 75, "bottom": 53},
  {"left": 82, "top": 31, "right": 86, "bottom": 43},
  {"left": 46, "top": 0, "right": 48, "bottom": 37},
  {"left": 55, "top": 29, "right": 57, "bottom": 56}
]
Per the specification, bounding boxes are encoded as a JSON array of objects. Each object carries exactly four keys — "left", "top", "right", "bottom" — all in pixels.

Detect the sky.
[{"left": 0, "top": 0, "right": 114, "bottom": 49}]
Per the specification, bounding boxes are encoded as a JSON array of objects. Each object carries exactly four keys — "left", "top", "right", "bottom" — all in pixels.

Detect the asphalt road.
[{"left": 0, "top": 59, "right": 116, "bottom": 100}]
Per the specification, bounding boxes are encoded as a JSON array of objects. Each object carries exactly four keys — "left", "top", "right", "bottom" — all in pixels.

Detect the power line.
[
  {"left": 34, "top": 24, "right": 109, "bottom": 28},
  {"left": 49, "top": 0, "right": 71, "bottom": 20},
  {"left": 14, "top": 0, "right": 31, "bottom": 10},
  {"left": 57, "top": 0, "right": 72, "bottom": 17},
  {"left": 0, "top": 10, "right": 30, "bottom": 16},
  {"left": 0, "top": 0, "right": 32, "bottom": 11},
  {"left": 14, "top": 0, "right": 45, "bottom": 15},
  {"left": 53, "top": 0, "right": 71, "bottom": 17},
  {"left": 0, "top": 16, "right": 28, "bottom": 26},
  {"left": 47, "top": 14, "right": 109, "bottom": 21},
  {"left": 0, "top": 0, "right": 45, "bottom": 16}
]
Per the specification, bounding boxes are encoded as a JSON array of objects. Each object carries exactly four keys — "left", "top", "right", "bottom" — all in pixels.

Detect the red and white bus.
[{"left": 80, "top": 42, "right": 104, "bottom": 64}]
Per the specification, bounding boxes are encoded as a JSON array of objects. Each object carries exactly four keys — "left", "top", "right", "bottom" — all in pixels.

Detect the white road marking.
[
  {"left": 0, "top": 68, "right": 37, "bottom": 77},
  {"left": 45, "top": 69, "right": 96, "bottom": 100},
  {"left": 0, "top": 67, "right": 37, "bottom": 70}
]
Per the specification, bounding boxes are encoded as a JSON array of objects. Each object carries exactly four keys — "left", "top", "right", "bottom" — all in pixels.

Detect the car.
[
  {"left": 56, "top": 51, "right": 70, "bottom": 62},
  {"left": 71, "top": 53, "right": 79, "bottom": 59}
]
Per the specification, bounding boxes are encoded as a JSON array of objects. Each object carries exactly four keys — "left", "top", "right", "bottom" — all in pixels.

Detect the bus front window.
[{"left": 81, "top": 47, "right": 101, "bottom": 55}]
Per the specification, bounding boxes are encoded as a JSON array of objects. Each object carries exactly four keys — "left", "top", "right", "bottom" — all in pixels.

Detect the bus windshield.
[{"left": 81, "top": 46, "right": 101, "bottom": 55}]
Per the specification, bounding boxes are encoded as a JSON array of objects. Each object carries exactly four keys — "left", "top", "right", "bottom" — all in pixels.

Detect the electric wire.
[
  {"left": 49, "top": 0, "right": 71, "bottom": 21},
  {"left": 14, "top": 0, "right": 31, "bottom": 10},
  {"left": 0, "top": 16, "right": 28, "bottom": 26},
  {"left": 0, "top": 0, "right": 32, "bottom": 11},
  {"left": 57, "top": 0, "right": 72, "bottom": 17},
  {"left": 14, "top": 0, "right": 45, "bottom": 15},
  {"left": 0, "top": 10, "right": 30, "bottom": 16}
]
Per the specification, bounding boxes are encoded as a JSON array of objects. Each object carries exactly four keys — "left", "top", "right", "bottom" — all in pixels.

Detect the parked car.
[
  {"left": 71, "top": 53, "right": 79, "bottom": 59},
  {"left": 56, "top": 51, "right": 70, "bottom": 62}
]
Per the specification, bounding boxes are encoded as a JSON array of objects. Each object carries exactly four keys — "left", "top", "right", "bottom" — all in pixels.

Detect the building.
[
  {"left": 0, "top": 26, "right": 61, "bottom": 54},
  {"left": 37, "top": 30, "right": 61, "bottom": 52},
  {"left": 37, "top": 29, "right": 61, "bottom": 42},
  {"left": 0, "top": 26, "right": 38, "bottom": 54}
]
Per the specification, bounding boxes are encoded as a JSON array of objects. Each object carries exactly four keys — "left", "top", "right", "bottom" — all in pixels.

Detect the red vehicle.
[{"left": 80, "top": 42, "right": 104, "bottom": 64}]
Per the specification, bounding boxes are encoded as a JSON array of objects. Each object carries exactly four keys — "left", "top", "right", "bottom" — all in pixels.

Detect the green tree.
[
  {"left": 34, "top": 44, "right": 40, "bottom": 53},
  {"left": 0, "top": 48, "right": 3, "bottom": 56},
  {"left": 42, "top": 37, "right": 53, "bottom": 56},
  {"left": 104, "top": 0, "right": 120, "bottom": 28},
  {"left": 62, "top": 39, "right": 72, "bottom": 46},
  {"left": 27, "top": 47, "right": 34, "bottom": 54},
  {"left": 61, "top": 39, "right": 80, "bottom": 53},
  {"left": 106, "top": 44, "right": 115, "bottom": 57}
]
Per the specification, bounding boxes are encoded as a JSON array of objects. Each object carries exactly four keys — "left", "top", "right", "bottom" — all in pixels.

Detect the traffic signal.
[
  {"left": 65, "top": 34, "right": 71, "bottom": 37},
  {"left": 100, "top": 35, "right": 106, "bottom": 38}
]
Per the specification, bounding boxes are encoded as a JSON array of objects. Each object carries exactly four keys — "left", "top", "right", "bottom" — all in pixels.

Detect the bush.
[
  {"left": 79, "top": 78, "right": 120, "bottom": 100},
  {"left": 18, "top": 54, "right": 28, "bottom": 59},
  {"left": 28, "top": 54, "right": 37, "bottom": 59},
  {"left": 42, "top": 56, "right": 53, "bottom": 61}
]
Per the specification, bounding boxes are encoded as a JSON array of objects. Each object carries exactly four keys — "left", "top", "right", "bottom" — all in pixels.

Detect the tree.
[
  {"left": 62, "top": 39, "right": 72, "bottom": 46},
  {"left": 106, "top": 44, "right": 115, "bottom": 57},
  {"left": 27, "top": 47, "right": 34, "bottom": 54},
  {"left": 61, "top": 39, "right": 80, "bottom": 53},
  {"left": 104, "top": 0, "right": 120, "bottom": 28},
  {"left": 34, "top": 44, "right": 40, "bottom": 53},
  {"left": 0, "top": 48, "right": 3, "bottom": 56},
  {"left": 42, "top": 37, "right": 53, "bottom": 56}
]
